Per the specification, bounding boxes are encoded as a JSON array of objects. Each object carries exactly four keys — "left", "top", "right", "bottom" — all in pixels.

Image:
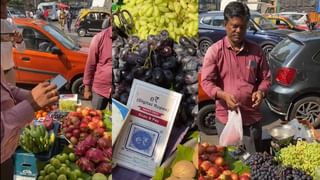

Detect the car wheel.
[
  {"left": 78, "top": 28, "right": 86, "bottom": 37},
  {"left": 199, "top": 39, "right": 213, "bottom": 57},
  {"left": 71, "top": 77, "right": 85, "bottom": 99},
  {"left": 197, "top": 104, "right": 217, "bottom": 135},
  {"left": 262, "top": 44, "right": 275, "bottom": 56},
  {"left": 289, "top": 96, "right": 320, "bottom": 128}
]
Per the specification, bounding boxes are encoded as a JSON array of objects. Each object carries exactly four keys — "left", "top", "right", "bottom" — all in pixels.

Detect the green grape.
[{"left": 278, "top": 141, "right": 320, "bottom": 178}]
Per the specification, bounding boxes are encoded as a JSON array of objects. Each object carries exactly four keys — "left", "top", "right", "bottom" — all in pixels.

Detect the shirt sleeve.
[
  {"left": 8, "top": 84, "right": 32, "bottom": 103},
  {"left": 201, "top": 45, "right": 222, "bottom": 99},
  {"left": 83, "top": 34, "right": 100, "bottom": 86},
  {"left": 1, "top": 100, "right": 35, "bottom": 142},
  {"left": 257, "top": 52, "right": 271, "bottom": 93}
]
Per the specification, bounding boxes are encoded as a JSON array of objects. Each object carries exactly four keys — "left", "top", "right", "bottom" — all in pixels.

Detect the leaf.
[
  {"left": 170, "top": 144, "right": 194, "bottom": 168},
  {"left": 153, "top": 166, "right": 171, "bottom": 180},
  {"left": 186, "top": 131, "right": 199, "bottom": 140}
]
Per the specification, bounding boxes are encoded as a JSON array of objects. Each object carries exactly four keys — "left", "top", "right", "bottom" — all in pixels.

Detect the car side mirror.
[{"left": 51, "top": 46, "right": 62, "bottom": 55}]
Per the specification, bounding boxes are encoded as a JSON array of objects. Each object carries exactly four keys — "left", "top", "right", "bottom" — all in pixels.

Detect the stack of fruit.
[
  {"left": 117, "top": 0, "right": 198, "bottom": 42},
  {"left": 113, "top": 31, "right": 201, "bottom": 125},
  {"left": 75, "top": 134, "right": 112, "bottom": 175},
  {"left": 278, "top": 141, "right": 320, "bottom": 178},
  {"left": 34, "top": 105, "right": 58, "bottom": 119},
  {"left": 61, "top": 107, "right": 107, "bottom": 146},
  {"left": 198, "top": 143, "right": 250, "bottom": 180},
  {"left": 37, "top": 152, "right": 83, "bottom": 180},
  {"left": 19, "top": 124, "right": 55, "bottom": 154},
  {"left": 245, "top": 152, "right": 313, "bottom": 180}
]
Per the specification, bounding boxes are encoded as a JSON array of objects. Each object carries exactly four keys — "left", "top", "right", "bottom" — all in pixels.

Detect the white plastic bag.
[{"left": 219, "top": 108, "right": 243, "bottom": 146}]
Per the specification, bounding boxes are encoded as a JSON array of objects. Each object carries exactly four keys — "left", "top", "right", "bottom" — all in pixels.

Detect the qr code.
[{"left": 125, "top": 124, "right": 159, "bottom": 157}]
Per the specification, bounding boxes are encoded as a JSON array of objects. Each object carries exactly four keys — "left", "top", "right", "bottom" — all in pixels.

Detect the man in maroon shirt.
[
  {"left": 83, "top": 18, "right": 112, "bottom": 110},
  {"left": 201, "top": 2, "right": 271, "bottom": 152}
]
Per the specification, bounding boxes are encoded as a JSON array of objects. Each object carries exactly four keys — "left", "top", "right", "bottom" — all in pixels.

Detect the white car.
[{"left": 278, "top": 12, "right": 308, "bottom": 25}]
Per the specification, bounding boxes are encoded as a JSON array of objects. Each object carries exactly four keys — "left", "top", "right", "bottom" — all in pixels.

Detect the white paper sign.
[
  {"left": 113, "top": 79, "right": 182, "bottom": 177},
  {"left": 112, "top": 98, "right": 130, "bottom": 145}
]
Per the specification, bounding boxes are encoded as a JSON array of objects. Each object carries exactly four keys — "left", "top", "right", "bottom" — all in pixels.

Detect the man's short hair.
[{"left": 224, "top": 2, "right": 250, "bottom": 23}]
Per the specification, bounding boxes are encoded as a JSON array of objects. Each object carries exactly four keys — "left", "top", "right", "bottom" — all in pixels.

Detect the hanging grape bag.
[{"left": 219, "top": 108, "right": 243, "bottom": 146}]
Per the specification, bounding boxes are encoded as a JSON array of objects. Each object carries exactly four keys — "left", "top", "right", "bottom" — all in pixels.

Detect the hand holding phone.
[{"left": 49, "top": 74, "right": 67, "bottom": 90}]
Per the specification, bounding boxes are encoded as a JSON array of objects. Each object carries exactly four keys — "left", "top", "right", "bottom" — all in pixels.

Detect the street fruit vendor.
[
  {"left": 0, "top": 66, "right": 59, "bottom": 179},
  {"left": 201, "top": 2, "right": 271, "bottom": 153}
]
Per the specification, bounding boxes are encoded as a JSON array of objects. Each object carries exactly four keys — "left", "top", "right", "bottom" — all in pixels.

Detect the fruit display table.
[{"left": 14, "top": 106, "right": 112, "bottom": 180}]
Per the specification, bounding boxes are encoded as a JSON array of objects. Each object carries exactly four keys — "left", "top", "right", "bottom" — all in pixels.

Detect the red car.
[{"left": 13, "top": 18, "right": 88, "bottom": 96}]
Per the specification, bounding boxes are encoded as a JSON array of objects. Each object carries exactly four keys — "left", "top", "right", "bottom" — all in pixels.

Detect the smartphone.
[{"left": 49, "top": 74, "right": 67, "bottom": 90}]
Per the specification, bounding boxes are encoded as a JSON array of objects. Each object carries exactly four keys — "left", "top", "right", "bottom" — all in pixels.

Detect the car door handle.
[{"left": 21, "top": 57, "right": 30, "bottom": 61}]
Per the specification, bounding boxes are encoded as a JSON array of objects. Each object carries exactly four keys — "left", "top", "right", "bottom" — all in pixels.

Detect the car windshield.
[
  {"left": 251, "top": 14, "right": 277, "bottom": 30},
  {"left": 43, "top": 25, "right": 80, "bottom": 50},
  {"left": 270, "top": 38, "right": 302, "bottom": 62}
]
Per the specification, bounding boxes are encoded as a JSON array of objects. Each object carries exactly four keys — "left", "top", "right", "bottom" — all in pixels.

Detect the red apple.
[
  {"left": 200, "top": 154, "right": 209, "bottom": 160},
  {"left": 230, "top": 172, "right": 239, "bottom": 180},
  {"left": 206, "top": 145, "right": 217, "bottom": 153},
  {"left": 214, "top": 157, "right": 224, "bottom": 166},
  {"left": 223, "top": 165, "right": 229, "bottom": 170},
  {"left": 207, "top": 166, "right": 220, "bottom": 178},
  {"left": 223, "top": 170, "right": 232, "bottom": 176},
  {"left": 239, "top": 175, "right": 250, "bottom": 180},
  {"left": 81, "top": 109, "right": 89, "bottom": 116},
  {"left": 241, "top": 172, "right": 250, "bottom": 178},
  {"left": 200, "top": 160, "right": 212, "bottom": 171},
  {"left": 217, "top": 146, "right": 225, "bottom": 153}
]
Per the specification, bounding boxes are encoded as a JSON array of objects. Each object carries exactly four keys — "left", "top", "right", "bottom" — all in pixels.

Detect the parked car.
[
  {"left": 199, "top": 11, "right": 294, "bottom": 56},
  {"left": 278, "top": 12, "right": 308, "bottom": 25},
  {"left": 265, "top": 15, "right": 309, "bottom": 31},
  {"left": 197, "top": 72, "right": 216, "bottom": 135},
  {"left": 266, "top": 31, "right": 320, "bottom": 127},
  {"left": 7, "top": 7, "right": 26, "bottom": 18},
  {"left": 13, "top": 18, "right": 88, "bottom": 97},
  {"left": 74, "top": 8, "right": 110, "bottom": 37}
]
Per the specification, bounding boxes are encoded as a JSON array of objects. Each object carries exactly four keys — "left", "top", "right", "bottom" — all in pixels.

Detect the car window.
[
  {"left": 313, "top": 50, "right": 320, "bottom": 64},
  {"left": 270, "top": 38, "right": 301, "bottom": 62},
  {"left": 251, "top": 14, "right": 276, "bottom": 30},
  {"left": 43, "top": 24, "right": 79, "bottom": 50},
  {"left": 201, "top": 16, "right": 213, "bottom": 25},
  {"left": 19, "top": 27, "right": 55, "bottom": 52}
]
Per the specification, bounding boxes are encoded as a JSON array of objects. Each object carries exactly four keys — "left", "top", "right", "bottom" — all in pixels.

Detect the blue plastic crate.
[{"left": 14, "top": 148, "right": 38, "bottom": 178}]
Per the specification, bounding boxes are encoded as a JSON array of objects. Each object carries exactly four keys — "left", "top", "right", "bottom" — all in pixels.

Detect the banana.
[
  {"left": 158, "top": 6, "right": 170, "bottom": 13},
  {"left": 154, "top": 6, "right": 160, "bottom": 17},
  {"left": 180, "top": 0, "right": 188, "bottom": 9}
]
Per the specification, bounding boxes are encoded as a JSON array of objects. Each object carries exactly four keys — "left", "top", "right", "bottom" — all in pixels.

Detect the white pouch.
[{"left": 219, "top": 108, "right": 243, "bottom": 146}]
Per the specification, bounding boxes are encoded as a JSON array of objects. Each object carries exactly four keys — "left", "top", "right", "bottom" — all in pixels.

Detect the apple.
[
  {"left": 223, "top": 170, "right": 232, "bottom": 175},
  {"left": 207, "top": 166, "right": 220, "bottom": 178},
  {"left": 241, "top": 172, "right": 250, "bottom": 178},
  {"left": 76, "top": 107, "right": 82, "bottom": 113},
  {"left": 239, "top": 175, "right": 250, "bottom": 180},
  {"left": 200, "top": 160, "right": 212, "bottom": 171},
  {"left": 223, "top": 165, "right": 229, "bottom": 170},
  {"left": 206, "top": 145, "right": 217, "bottom": 153},
  {"left": 200, "top": 154, "right": 209, "bottom": 160},
  {"left": 215, "top": 157, "right": 224, "bottom": 166},
  {"left": 81, "top": 109, "right": 89, "bottom": 116},
  {"left": 230, "top": 172, "right": 239, "bottom": 180},
  {"left": 88, "top": 122, "right": 97, "bottom": 130},
  {"left": 216, "top": 146, "right": 225, "bottom": 153},
  {"left": 199, "top": 144, "right": 205, "bottom": 155}
]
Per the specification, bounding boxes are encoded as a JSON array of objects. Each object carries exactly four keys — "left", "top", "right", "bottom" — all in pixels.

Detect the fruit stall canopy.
[{"left": 57, "top": 3, "right": 69, "bottom": 9}]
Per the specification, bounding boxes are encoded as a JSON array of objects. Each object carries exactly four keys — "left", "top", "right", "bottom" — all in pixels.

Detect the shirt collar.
[{"left": 224, "top": 36, "right": 247, "bottom": 54}]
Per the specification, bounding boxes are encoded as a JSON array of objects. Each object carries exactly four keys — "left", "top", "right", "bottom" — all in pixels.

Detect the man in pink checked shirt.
[
  {"left": 83, "top": 17, "right": 112, "bottom": 110},
  {"left": 201, "top": 2, "right": 271, "bottom": 153}
]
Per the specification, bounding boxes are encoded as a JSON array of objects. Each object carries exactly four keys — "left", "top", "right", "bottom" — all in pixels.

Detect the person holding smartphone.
[
  {"left": 1, "top": 0, "right": 25, "bottom": 85},
  {"left": 1, "top": 66, "right": 59, "bottom": 180}
]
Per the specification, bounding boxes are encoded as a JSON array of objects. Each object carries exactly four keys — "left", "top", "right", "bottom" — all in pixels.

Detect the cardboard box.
[{"left": 14, "top": 148, "right": 37, "bottom": 178}]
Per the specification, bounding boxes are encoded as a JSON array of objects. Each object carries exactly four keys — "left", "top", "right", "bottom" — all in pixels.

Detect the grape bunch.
[
  {"left": 245, "top": 152, "right": 313, "bottom": 180},
  {"left": 112, "top": 30, "right": 201, "bottom": 125},
  {"left": 48, "top": 111, "right": 68, "bottom": 121},
  {"left": 278, "top": 141, "right": 320, "bottom": 178},
  {"left": 117, "top": 0, "right": 198, "bottom": 42}
]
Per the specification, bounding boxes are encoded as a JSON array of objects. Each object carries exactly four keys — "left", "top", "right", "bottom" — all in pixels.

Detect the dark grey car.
[{"left": 266, "top": 31, "right": 320, "bottom": 127}]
